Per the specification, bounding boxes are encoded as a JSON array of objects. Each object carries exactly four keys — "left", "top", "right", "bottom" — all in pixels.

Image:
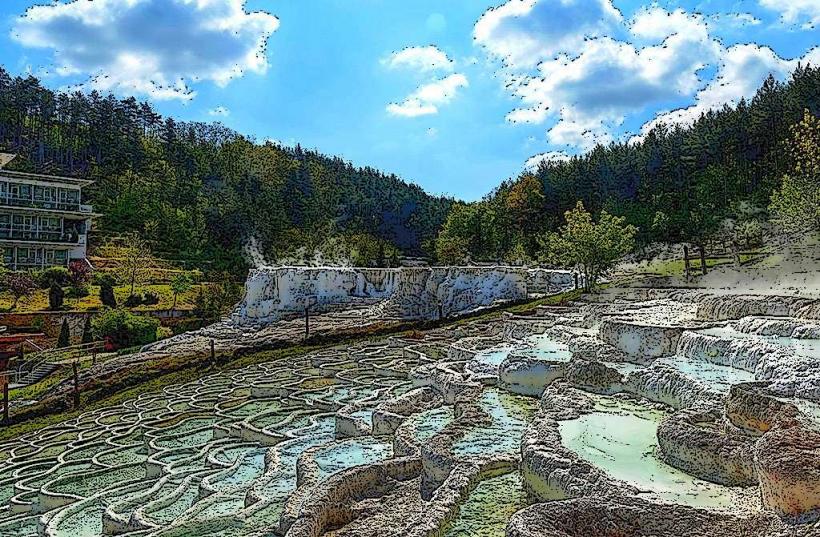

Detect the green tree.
[
  {"left": 81, "top": 316, "right": 94, "bottom": 344},
  {"left": 170, "top": 273, "right": 194, "bottom": 311},
  {"left": 101, "top": 233, "right": 157, "bottom": 298},
  {"left": 57, "top": 319, "right": 71, "bottom": 348},
  {"left": 435, "top": 234, "right": 470, "bottom": 265},
  {"left": 770, "top": 109, "right": 820, "bottom": 233},
  {"left": 48, "top": 282, "right": 64, "bottom": 311},
  {"left": 542, "top": 201, "right": 637, "bottom": 291},
  {"left": 98, "top": 275, "right": 118, "bottom": 308}
]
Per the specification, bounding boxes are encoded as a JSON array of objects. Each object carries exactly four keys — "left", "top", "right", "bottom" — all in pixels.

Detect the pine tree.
[
  {"left": 57, "top": 319, "right": 71, "bottom": 348},
  {"left": 81, "top": 317, "right": 94, "bottom": 344}
]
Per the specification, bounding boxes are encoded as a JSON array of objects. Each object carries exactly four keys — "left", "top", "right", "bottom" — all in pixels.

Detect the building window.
[
  {"left": 16, "top": 247, "right": 34, "bottom": 265},
  {"left": 60, "top": 189, "right": 80, "bottom": 207},
  {"left": 1, "top": 248, "right": 11, "bottom": 266},
  {"left": 39, "top": 216, "right": 61, "bottom": 231},
  {"left": 9, "top": 183, "right": 31, "bottom": 201},
  {"left": 54, "top": 250, "right": 68, "bottom": 265}
]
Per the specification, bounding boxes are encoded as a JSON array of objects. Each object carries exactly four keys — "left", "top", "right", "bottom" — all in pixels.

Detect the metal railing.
[
  {"left": 5, "top": 340, "right": 106, "bottom": 386},
  {"left": 0, "top": 195, "right": 82, "bottom": 212},
  {"left": 0, "top": 227, "right": 82, "bottom": 244}
]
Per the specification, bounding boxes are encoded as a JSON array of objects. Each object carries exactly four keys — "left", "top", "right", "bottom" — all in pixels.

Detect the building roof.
[
  {"left": 0, "top": 154, "right": 15, "bottom": 169},
  {"left": 0, "top": 169, "right": 94, "bottom": 187}
]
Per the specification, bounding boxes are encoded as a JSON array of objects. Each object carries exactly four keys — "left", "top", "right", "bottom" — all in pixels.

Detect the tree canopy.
[
  {"left": 542, "top": 202, "right": 636, "bottom": 290},
  {"left": 0, "top": 67, "right": 453, "bottom": 273},
  {"left": 433, "top": 65, "right": 820, "bottom": 262}
]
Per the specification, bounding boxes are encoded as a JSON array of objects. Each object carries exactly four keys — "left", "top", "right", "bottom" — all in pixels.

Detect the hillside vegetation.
[
  {"left": 436, "top": 66, "right": 820, "bottom": 264},
  {"left": 1, "top": 65, "right": 819, "bottom": 275},
  {"left": 0, "top": 67, "right": 453, "bottom": 273}
]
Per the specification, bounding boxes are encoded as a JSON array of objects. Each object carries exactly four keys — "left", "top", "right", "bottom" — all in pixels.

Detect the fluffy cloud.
[
  {"left": 759, "top": 0, "right": 820, "bottom": 28},
  {"left": 638, "top": 45, "right": 820, "bottom": 137},
  {"left": 474, "top": 0, "right": 622, "bottom": 68},
  {"left": 525, "top": 151, "right": 572, "bottom": 170},
  {"left": 382, "top": 46, "right": 454, "bottom": 73},
  {"left": 12, "top": 0, "right": 279, "bottom": 100},
  {"left": 387, "top": 74, "right": 469, "bottom": 117},
  {"left": 508, "top": 13, "right": 720, "bottom": 148},
  {"left": 630, "top": 6, "right": 707, "bottom": 41}
]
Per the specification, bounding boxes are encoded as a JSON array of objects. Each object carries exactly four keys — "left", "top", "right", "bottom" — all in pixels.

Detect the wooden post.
[
  {"left": 210, "top": 339, "right": 215, "bottom": 362},
  {"left": 683, "top": 246, "right": 691, "bottom": 282},
  {"left": 438, "top": 301, "right": 443, "bottom": 321},
  {"left": 92, "top": 350, "right": 97, "bottom": 366},
  {"left": 72, "top": 362, "right": 80, "bottom": 410},
  {"left": 574, "top": 273, "right": 579, "bottom": 290},
  {"left": 2, "top": 376, "right": 8, "bottom": 425},
  {"left": 304, "top": 306, "right": 310, "bottom": 341},
  {"left": 699, "top": 245, "right": 708, "bottom": 275}
]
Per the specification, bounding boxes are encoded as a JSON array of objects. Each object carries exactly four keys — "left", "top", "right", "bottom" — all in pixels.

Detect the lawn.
[
  {"left": 0, "top": 283, "right": 204, "bottom": 313},
  {"left": 630, "top": 252, "right": 766, "bottom": 278}
]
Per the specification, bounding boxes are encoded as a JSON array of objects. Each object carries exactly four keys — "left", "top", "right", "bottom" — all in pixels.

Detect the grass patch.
[
  {"left": 0, "top": 284, "right": 204, "bottom": 313},
  {"left": 632, "top": 252, "right": 765, "bottom": 278}
]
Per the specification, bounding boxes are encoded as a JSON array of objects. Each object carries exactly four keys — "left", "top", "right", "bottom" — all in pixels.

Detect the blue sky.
[{"left": 0, "top": 1, "right": 818, "bottom": 201}]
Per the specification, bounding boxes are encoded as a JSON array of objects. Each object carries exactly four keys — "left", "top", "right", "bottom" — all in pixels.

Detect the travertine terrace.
[{"left": 1, "top": 269, "right": 819, "bottom": 536}]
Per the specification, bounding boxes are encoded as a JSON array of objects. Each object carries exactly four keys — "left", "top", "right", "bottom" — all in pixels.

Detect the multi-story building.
[{"left": 0, "top": 154, "right": 96, "bottom": 270}]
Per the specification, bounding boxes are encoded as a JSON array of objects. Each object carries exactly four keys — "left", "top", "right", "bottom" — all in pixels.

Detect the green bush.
[
  {"left": 99, "top": 275, "right": 117, "bottom": 308},
  {"left": 65, "top": 285, "right": 90, "bottom": 299},
  {"left": 91, "top": 309, "right": 160, "bottom": 348},
  {"left": 48, "top": 283, "right": 64, "bottom": 311},
  {"left": 37, "top": 267, "right": 70, "bottom": 289},
  {"left": 124, "top": 294, "right": 143, "bottom": 307}
]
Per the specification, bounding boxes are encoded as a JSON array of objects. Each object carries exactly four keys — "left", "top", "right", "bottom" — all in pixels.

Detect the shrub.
[
  {"left": 81, "top": 316, "right": 94, "bottom": 344},
  {"left": 3, "top": 272, "right": 37, "bottom": 310},
  {"left": 99, "top": 275, "right": 117, "bottom": 308},
  {"left": 156, "top": 326, "right": 173, "bottom": 340},
  {"left": 48, "top": 283, "right": 64, "bottom": 311},
  {"left": 91, "top": 309, "right": 160, "bottom": 348},
  {"left": 56, "top": 319, "right": 71, "bottom": 348},
  {"left": 68, "top": 261, "right": 92, "bottom": 286},
  {"left": 142, "top": 291, "right": 160, "bottom": 306},
  {"left": 65, "top": 285, "right": 90, "bottom": 299},
  {"left": 124, "top": 294, "right": 143, "bottom": 307},
  {"left": 37, "top": 267, "right": 70, "bottom": 289}
]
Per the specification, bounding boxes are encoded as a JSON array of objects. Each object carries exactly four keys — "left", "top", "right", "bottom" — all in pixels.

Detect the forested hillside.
[
  {"left": 436, "top": 65, "right": 820, "bottom": 263},
  {"left": 3, "top": 64, "right": 818, "bottom": 274},
  {"left": 0, "top": 67, "right": 453, "bottom": 273}
]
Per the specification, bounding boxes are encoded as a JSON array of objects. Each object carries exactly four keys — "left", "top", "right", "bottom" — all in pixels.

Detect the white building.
[{"left": 0, "top": 154, "right": 97, "bottom": 270}]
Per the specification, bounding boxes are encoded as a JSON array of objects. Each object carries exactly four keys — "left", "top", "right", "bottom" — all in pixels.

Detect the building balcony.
[
  {"left": 0, "top": 228, "right": 83, "bottom": 244},
  {"left": 0, "top": 195, "right": 82, "bottom": 213}
]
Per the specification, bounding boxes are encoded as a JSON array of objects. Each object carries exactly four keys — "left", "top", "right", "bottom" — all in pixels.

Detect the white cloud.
[
  {"left": 387, "top": 74, "right": 469, "bottom": 117},
  {"left": 708, "top": 12, "right": 762, "bottom": 29},
  {"left": 525, "top": 151, "right": 572, "bottom": 170},
  {"left": 508, "top": 20, "right": 720, "bottom": 149},
  {"left": 630, "top": 6, "right": 707, "bottom": 41},
  {"left": 382, "top": 46, "right": 454, "bottom": 73},
  {"left": 637, "top": 45, "right": 820, "bottom": 137},
  {"left": 208, "top": 106, "right": 231, "bottom": 117},
  {"left": 759, "top": 0, "right": 820, "bottom": 28},
  {"left": 12, "top": 0, "right": 279, "bottom": 101},
  {"left": 474, "top": 0, "right": 622, "bottom": 69}
]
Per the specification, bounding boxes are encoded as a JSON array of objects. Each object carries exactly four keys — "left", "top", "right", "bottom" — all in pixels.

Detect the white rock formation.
[{"left": 231, "top": 266, "right": 573, "bottom": 325}]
